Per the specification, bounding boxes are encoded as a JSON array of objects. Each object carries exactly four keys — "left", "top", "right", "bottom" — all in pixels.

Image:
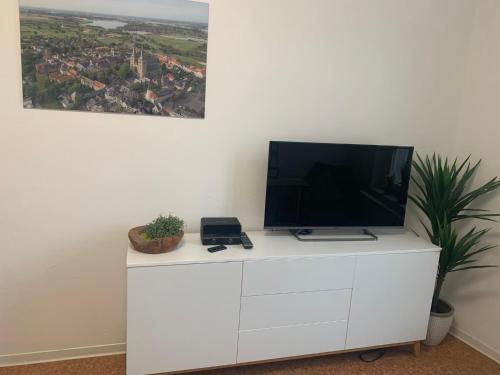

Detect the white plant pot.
[{"left": 424, "top": 300, "right": 454, "bottom": 346}]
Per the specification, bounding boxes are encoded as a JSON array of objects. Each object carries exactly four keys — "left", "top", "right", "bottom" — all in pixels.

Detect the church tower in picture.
[{"left": 130, "top": 44, "right": 147, "bottom": 79}]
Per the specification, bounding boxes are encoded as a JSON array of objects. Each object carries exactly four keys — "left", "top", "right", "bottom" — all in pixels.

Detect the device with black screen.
[{"left": 264, "top": 141, "right": 413, "bottom": 232}]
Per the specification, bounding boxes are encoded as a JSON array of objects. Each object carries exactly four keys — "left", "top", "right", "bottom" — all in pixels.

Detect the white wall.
[
  {"left": 0, "top": 0, "right": 476, "bottom": 361},
  {"left": 442, "top": 0, "right": 500, "bottom": 363}
]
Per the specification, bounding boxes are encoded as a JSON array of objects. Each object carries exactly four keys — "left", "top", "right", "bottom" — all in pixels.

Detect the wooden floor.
[{"left": 1, "top": 336, "right": 499, "bottom": 375}]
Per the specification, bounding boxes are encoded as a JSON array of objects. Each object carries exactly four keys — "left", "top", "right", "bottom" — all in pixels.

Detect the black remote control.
[
  {"left": 240, "top": 232, "right": 253, "bottom": 249},
  {"left": 208, "top": 245, "right": 227, "bottom": 253}
]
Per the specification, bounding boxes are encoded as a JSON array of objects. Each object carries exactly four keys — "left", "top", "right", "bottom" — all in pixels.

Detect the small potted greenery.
[
  {"left": 410, "top": 154, "right": 500, "bottom": 345},
  {"left": 128, "top": 214, "right": 184, "bottom": 254}
]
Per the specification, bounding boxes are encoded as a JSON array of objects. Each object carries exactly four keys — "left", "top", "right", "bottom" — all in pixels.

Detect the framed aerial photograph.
[{"left": 19, "top": 0, "right": 209, "bottom": 118}]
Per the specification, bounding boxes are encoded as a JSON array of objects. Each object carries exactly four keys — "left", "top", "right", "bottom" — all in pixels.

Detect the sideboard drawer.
[
  {"left": 237, "top": 321, "right": 347, "bottom": 363},
  {"left": 242, "top": 256, "right": 355, "bottom": 296},
  {"left": 239, "top": 289, "right": 351, "bottom": 330}
]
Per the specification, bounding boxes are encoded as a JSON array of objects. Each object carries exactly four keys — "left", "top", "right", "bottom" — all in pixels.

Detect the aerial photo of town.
[{"left": 19, "top": 0, "right": 209, "bottom": 118}]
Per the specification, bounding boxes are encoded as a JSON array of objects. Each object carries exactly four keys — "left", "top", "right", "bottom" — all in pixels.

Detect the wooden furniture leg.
[{"left": 412, "top": 341, "right": 421, "bottom": 357}]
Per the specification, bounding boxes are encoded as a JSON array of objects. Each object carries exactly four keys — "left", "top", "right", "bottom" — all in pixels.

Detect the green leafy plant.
[
  {"left": 410, "top": 154, "right": 500, "bottom": 313},
  {"left": 143, "top": 214, "right": 184, "bottom": 240}
]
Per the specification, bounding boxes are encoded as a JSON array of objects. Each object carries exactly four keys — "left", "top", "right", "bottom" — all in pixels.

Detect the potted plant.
[
  {"left": 410, "top": 154, "right": 500, "bottom": 345},
  {"left": 128, "top": 214, "right": 184, "bottom": 254}
]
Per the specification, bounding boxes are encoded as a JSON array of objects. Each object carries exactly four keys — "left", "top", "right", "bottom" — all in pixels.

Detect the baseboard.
[
  {"left": 0, "top": 343, "right": 126, "bottom": 367},
  {"left": 450, "top": 325, "right": 500, "bottom": 364},
  {"left": 2, "top": 329, "right": 498, "bottom": 368}
]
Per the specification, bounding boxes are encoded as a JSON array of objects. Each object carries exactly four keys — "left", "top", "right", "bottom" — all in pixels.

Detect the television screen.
[{"left": 264, "top": 141, "right": 414, "bottom": 229}]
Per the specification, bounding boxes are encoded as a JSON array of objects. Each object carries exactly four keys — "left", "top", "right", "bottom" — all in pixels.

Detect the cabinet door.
[
  {"left": 346, "top": 252, "right": 438, "bottom": 349},
  {"left": 127, "top": 262, "right": 242, "bottom": 375}
]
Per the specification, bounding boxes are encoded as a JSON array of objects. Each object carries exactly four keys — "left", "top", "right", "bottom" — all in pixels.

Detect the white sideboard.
[{"left": 127, "top": 230, "right": 439, "bottom": 375}]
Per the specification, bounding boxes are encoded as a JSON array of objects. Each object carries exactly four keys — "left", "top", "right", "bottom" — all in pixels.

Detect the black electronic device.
[
  {"left": 240, "top": 232, "right": 253, "bottom": 249},
  {"left": 207, "top": 245, "right": 227, "bottom": 253},
  {"left": 201, "top": 217, "right": 242, "bottom": 245},
  {"left": 264, "top": 141, "right": 414, "bottom": 230}
]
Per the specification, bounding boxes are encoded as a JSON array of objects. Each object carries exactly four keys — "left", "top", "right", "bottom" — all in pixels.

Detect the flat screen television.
[{"left": 264, "top": 141, "right": 414, "bottom": 230}]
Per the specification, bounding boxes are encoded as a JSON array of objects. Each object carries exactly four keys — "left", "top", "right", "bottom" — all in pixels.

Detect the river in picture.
[{"left": 89, "top": 19, "right": 127, "bottom": 29}]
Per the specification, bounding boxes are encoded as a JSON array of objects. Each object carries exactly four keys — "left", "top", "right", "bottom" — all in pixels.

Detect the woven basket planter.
[{"left": 128, "top": 226, "right": 184, "bottom": 254}]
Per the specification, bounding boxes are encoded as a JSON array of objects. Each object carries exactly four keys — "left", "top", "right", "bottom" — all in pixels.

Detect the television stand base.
[{"left": 291, "top": 229, "right": 378, "bottom": 242}]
